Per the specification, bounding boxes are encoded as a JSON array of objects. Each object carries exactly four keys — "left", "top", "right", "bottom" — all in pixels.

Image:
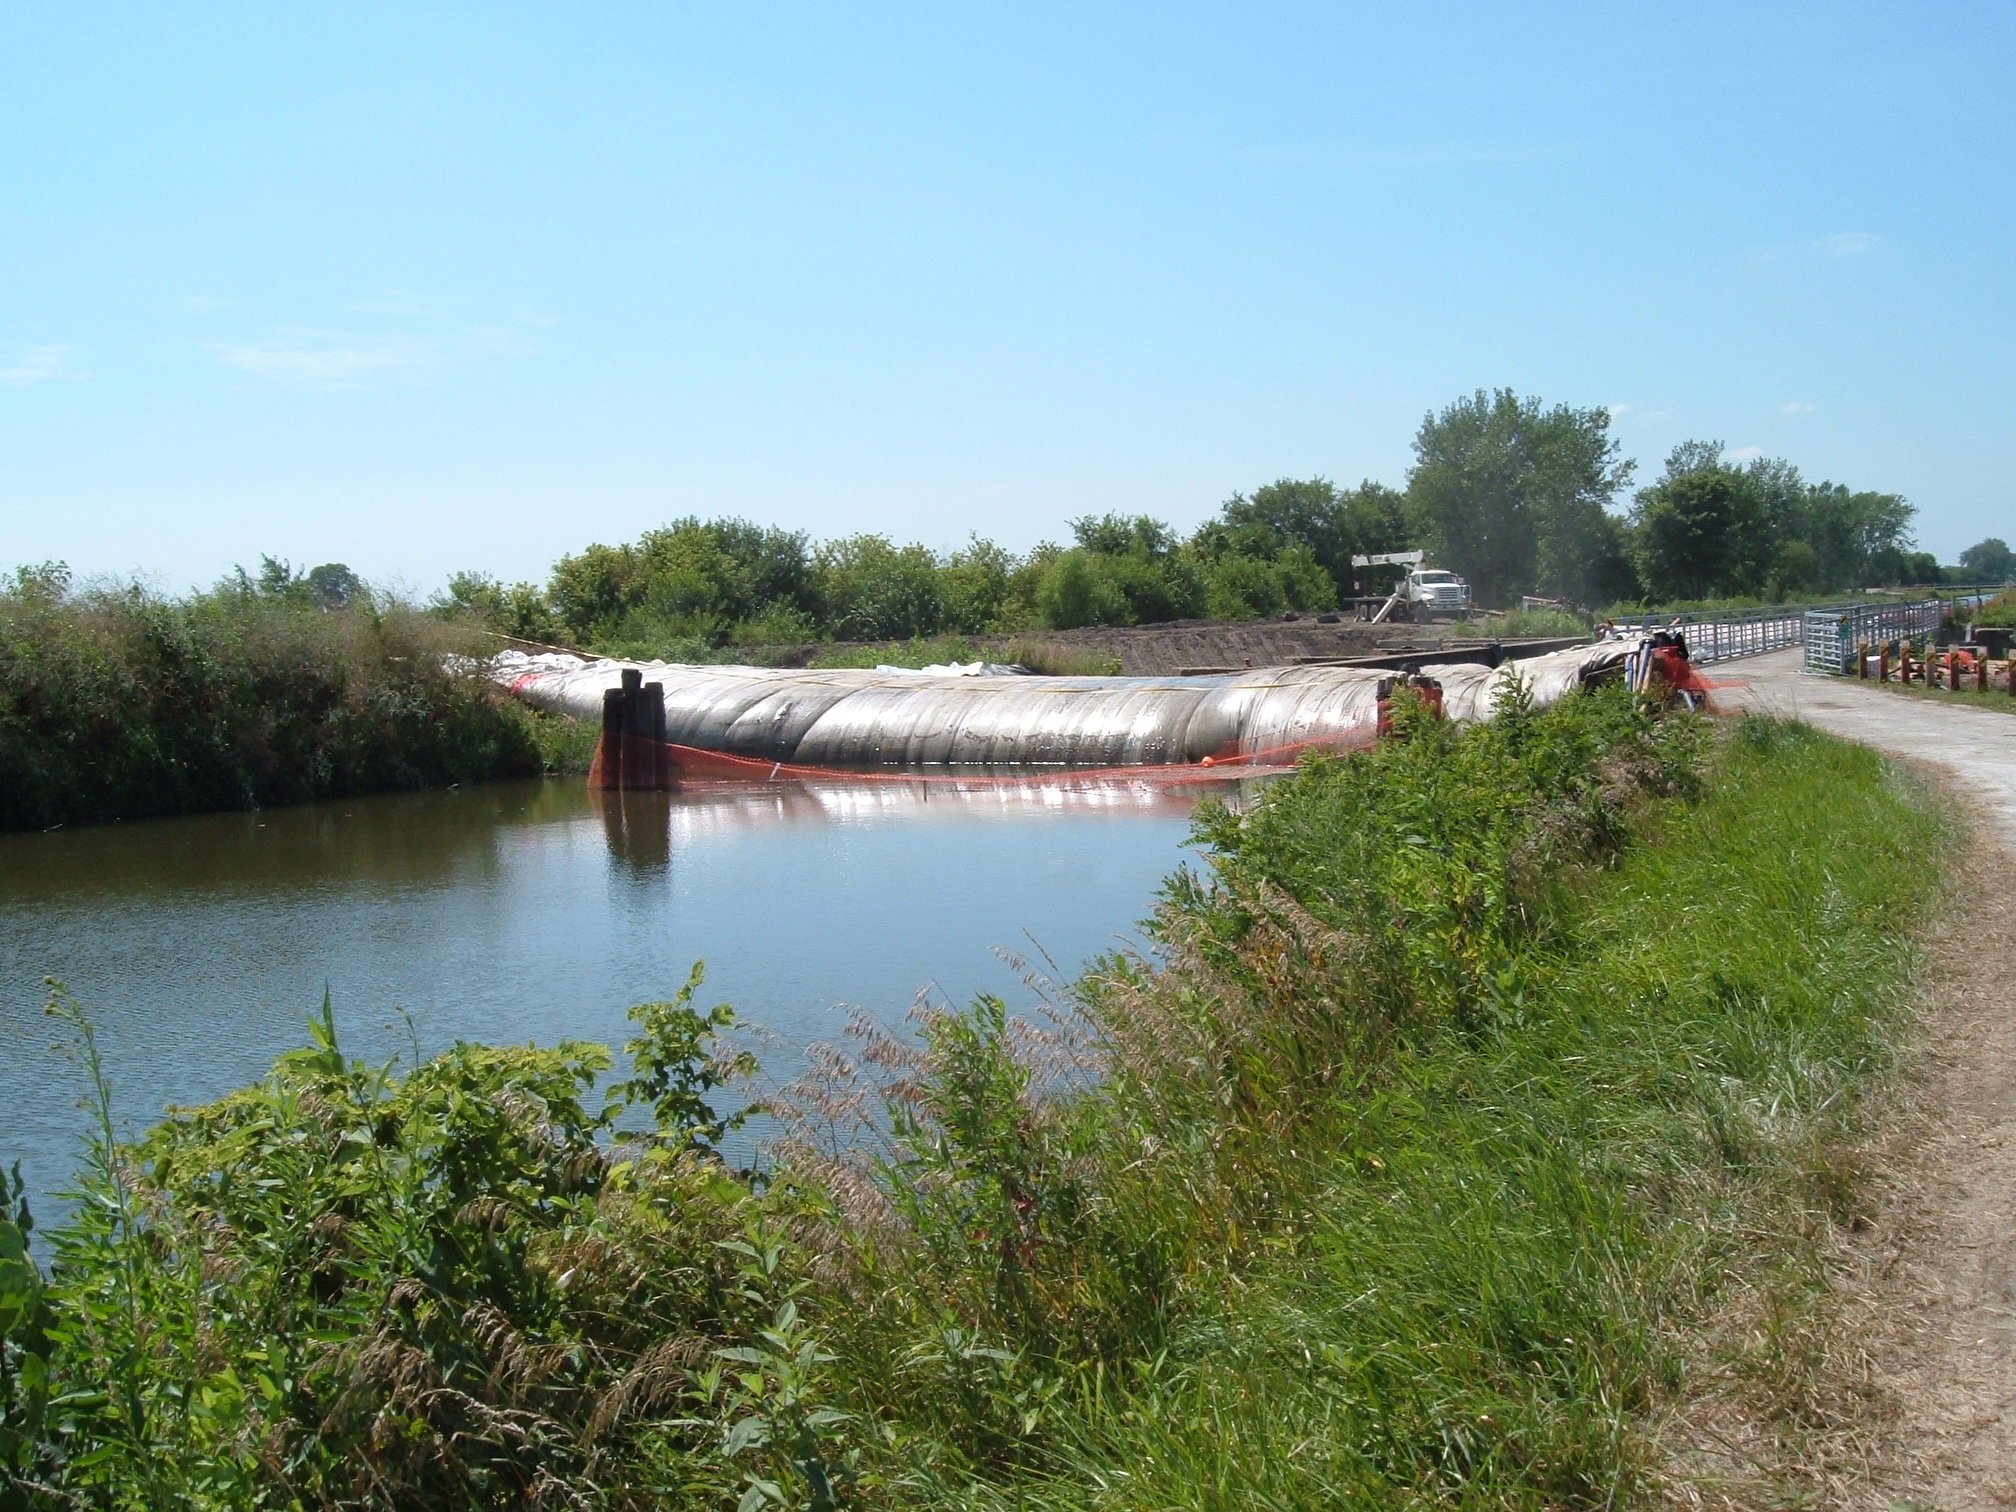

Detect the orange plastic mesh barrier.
[
  {"left": 587, "top": 720, "right": 1389, "bottom": 792},
  {"left": 1648, "top": 643, "right": 1716, "bottom": 701}
]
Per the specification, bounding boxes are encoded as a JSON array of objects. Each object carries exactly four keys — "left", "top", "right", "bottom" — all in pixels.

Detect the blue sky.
[{"left": 3, "top": 3, "right": 2011, "bottom": 592}]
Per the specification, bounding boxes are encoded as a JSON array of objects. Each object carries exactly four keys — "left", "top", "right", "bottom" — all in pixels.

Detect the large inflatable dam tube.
[{"left": 494, "top": 643, "right": 1631, "bottom": 769}]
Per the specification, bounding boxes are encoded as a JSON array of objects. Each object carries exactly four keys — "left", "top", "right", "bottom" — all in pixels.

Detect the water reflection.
[
  {"left": 0, "top": 775, "right": 1222, "bottom": 1214},
  {"left": 596, "top": 790, "right": 673, "bottom": 872}
]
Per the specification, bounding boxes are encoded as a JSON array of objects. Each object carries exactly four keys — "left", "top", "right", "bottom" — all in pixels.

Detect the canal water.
[{"left": 0, "top": 776, "right": 1221, "bottom": 1212}]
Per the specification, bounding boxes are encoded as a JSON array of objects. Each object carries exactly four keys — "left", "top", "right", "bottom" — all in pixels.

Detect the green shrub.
[
  {"left": 0, "top": 566, "right": 541, "bottom": 831},
  {"left": 1476, "top": 605, "right": 1592, "bottom": 638},
  {"left": 1974, "top": 589, "right": 2016, "bottom": 628}
]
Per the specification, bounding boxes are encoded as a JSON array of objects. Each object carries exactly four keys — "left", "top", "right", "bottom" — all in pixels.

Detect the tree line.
[{"left": 422, "top": 386, "right": 1996, "bottom": 650}]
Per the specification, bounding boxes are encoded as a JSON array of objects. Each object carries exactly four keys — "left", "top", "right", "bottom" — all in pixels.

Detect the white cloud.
[
  {"left": 0, "top": 345, "right": 85, "bottom": 387},
  {"left": 1606, "top": 403, "right": 1631, "bottom": 418},
  {"left": 209, "top": 325, "right": 525, "bottom": 390},
  {"left": 1721, "top": 445, "right": 1763, "bottom": 463},
  {"left": 1814, "top": 231, "right": 1881, "bottom": 257},
  {"left": 1780, "top": 400, "right": 1817, "bottom": 415}
]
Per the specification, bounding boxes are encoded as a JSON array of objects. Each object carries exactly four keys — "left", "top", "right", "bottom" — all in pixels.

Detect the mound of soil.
[{"left": 971, "top": 616, "right": 1464, "bottom": 675}]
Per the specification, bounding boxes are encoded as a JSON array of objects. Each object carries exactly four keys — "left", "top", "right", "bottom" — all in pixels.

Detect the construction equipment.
[{"left": 1349, "top": 551, "right": 1472, "bottom": 622}]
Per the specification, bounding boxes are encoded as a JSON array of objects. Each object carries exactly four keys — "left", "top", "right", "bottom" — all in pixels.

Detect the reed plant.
[
  {"left": 0, "top": 686, "right": 1947, "bottom": 1508},
  {"left": 0, "top": 566, "right": 543, "bottom": 831},
  {"left": 1469, "top": 605, "right": 1592, "bottom": 638}
]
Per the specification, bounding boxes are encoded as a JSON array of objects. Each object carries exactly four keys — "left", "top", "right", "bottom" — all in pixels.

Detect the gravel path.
[{"left": 1718, "top": 650, "right": 2016, "bottom": 1508}]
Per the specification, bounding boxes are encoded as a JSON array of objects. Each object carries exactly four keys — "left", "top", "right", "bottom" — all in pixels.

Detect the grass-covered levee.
[{"left": 0, "top": 682, "right": 1949, "bottom": 1509}]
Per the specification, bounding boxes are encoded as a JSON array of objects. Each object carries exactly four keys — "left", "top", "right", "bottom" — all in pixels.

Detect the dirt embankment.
[
  {"left": 754, "top": 617, "right": 1492, "bottom": 676},
  {"left": 523, "top": 616, "right": 1573, "bottom": 678},
  {"left": 971, "top": 616, "right": 1466, "bottom": 675}
]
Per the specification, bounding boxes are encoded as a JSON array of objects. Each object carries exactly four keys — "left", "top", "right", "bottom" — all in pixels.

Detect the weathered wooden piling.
[{"left": 592, "top": 668, "right": 673, "bottom": 790}]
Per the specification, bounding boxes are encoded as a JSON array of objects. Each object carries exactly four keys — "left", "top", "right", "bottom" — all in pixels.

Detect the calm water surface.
[{"left": 0, "top": 777, "right": 1219, "bottom": 1210}]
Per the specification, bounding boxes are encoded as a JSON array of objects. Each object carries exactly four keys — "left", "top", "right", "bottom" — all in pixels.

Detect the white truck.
[{"left": 1350, "top": 551, "right": 1472, "bottom": 622}]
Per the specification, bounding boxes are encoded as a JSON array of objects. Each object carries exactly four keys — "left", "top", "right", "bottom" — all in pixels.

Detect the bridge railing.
[
  {"left": 1802, "top": 601, "right": 1946, "bottom": 674},
  {"left": 1613, "top": 604, "right": 1823, "bottom": 667},
  {"left": 1614, "top": 586, "right": 2009, "bottom": 671}
]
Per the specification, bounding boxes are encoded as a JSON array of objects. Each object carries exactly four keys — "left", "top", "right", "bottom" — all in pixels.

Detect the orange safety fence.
[{"left": 587, "top": 714, "right": 1397, "bottom": 792}]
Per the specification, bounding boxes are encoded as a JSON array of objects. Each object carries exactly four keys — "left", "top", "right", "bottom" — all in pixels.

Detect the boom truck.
[{"left": 1349, "top": 550, "right": 1472, "bottom": 622}]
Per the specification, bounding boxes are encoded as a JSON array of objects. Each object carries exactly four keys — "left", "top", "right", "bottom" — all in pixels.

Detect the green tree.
[
  {"left": 547, "top": 541, "right": 650, "bottom": 642},
  {"left": 814, "top": 535, "right": 946, "bottom": 640},
  {"left": 1628, "top": 444, "right": 1918, "bottom": 602},
  {"left": 1070, "top": 513, "right": 1181, "bottom": 560},
  {"left": 1034, "top": 549, "right": 1132, "bottom": 628},
  {"left": 1404, "top": 389, "right": 1633, "bottom": 608},
  {"left": 1629, "top": 445, "right": 1775, "bottom": 602},
  {"left": 1210, "top": 478, "right": 1409, "bottom": 604},
  {"left": 939, "top": 537, "right": 1019, "bottom": 633},
  {"left": 1898, "top": 550, "right": 1942, "bottom": 585},
  {"left": 436, "top": 572, "right": 562, "bottom": 644},
  {"left": 304, "top": 563, "right": 366, "bottom": 610},
  {"left": 633, "top": 518, "right": 814, "bottom": 641},
  {"left": 1960, "top": 537, "right": 2015, "bottom": 583},
  {"left": 547, "top": 518, "right": 814, "bottom": 647},
  {"left": 1197, "top": 546, "right": 1336, "bottom": 620},
  {"left": 1798, "top": 484, "right": 1915, "bottom": 591},
  {"left": 1032, "top": 515, "right": 1208, "bottom": 628}
]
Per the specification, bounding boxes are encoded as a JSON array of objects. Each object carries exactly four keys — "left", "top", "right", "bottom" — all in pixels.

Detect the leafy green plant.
[
  {"left": 607, "top": 962, "right": 758, "bottom": 1154},
  {"left": 0, "top": 1160, "right": 50, "bottom": 1509}
]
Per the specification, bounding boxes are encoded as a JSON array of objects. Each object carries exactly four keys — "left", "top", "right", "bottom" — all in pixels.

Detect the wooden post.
[
  {"left": 619, "top": 668, "right": 642, "bottom": 788},
  {"left": 600, "top": 686, "right": 626, "bottom": 790},
  {"left": 2008, "top": 656, "right": 2015, "bottom": 698},
  {"left": 1857, "top": 640, "right": 1870, "bottom": 678},
  {"left": 644, "top": 681, "right": 668, "bottom": 789},
  {"left": 1979, "top": 654, "right": 1990, "bottom": 693},
  {"left": 1876, "top": 646, "right": 1888, "bottom": 682}
]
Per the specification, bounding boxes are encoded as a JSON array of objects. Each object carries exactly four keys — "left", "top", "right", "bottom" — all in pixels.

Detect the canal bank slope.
[
  {"left": 1701, "top": 651, "right": 2016, "bottom": 1508},
  {"left": 0, "top": 682, "right": 1952, "bottom": 1507}
]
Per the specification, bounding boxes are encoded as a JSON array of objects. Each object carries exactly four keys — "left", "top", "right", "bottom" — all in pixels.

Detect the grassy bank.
[
  {"left": 0, "top": 687, "right": 1947, "bottom": 1508},
  {"left": 1862, "top": 674, "right": 2016, "bottom": 715},
  {"left": 0, "top": 567, "right": 559, "bottom": 831}
]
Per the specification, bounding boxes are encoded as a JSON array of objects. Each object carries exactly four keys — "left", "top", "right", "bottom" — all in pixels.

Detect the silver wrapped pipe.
[{"left": 495, "top": 643, "right": 1629, "bottom": 769}]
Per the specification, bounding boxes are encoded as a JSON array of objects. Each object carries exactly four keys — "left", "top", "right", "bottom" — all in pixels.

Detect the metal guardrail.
[
  {"left": 1614, "top": 604, "right": 1824, "bottom": 666},
  {"left": 1615, "top": 586, "right": 2010, "bottom": 673},
  {"left": 1802, "top": 601, "right": 1946, "bottom": 674}
]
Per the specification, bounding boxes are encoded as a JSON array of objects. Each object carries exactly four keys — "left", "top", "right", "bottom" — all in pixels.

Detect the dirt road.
[{"left": 1721, "top": 650, "right": 2016, "bottom": 1508}]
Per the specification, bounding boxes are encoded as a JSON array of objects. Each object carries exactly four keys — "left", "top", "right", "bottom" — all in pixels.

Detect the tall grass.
[
  {"left": 0, "top": 568, "right": 545, "bottom": 831},
  {"left": 1470, "top": 606, "right": 1592, "bottom": 638},
  {"left": 0, "top": 689, "right": 1947, "bottom": 1507}
]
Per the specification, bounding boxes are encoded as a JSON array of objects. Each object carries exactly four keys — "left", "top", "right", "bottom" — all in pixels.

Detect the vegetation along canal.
[{"left": 0, "top": 775, "right": 1213, "bottom": 1213}]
